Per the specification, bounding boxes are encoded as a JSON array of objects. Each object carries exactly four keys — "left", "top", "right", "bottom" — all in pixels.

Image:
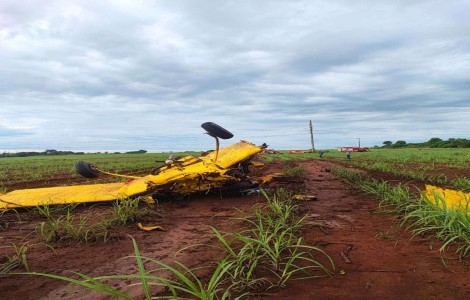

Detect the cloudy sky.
[{"left": 1, "top": 0, "right": 469, "bottom": 152}]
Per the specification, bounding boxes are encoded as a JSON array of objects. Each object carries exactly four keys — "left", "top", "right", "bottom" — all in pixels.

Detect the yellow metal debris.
[
  {"left": 292, "top": 195, "right": 318, "bottom": 201},
  {"left": 137, "top": 223, "right": 164, "bottom": 231},
  {"left": 424, "top": 185, "right": 470, "bottom": 213}
]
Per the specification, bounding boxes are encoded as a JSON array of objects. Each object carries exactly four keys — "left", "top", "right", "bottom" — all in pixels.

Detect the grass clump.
[
  {"left": 0, "top": 209, "right": 21, "bottom": 231},
  {"left": 333, "top": 167, "right": 411, "bottom": 211},
  {"left": 111, "top": 197, "right": 144, "bottom": 225},
  {"left": 37, "top": 210, "right": 111, "bottom": 243},
  {"left": 214, "top": 189, "right": 334, "bottom": 293},
  {"left": 35, "top": 198, "right": 160, "bottom": 243},
  {"left": 36, "top": 205, "right": 111, "bottom": 243},
  {"left": 282, "top": 163, "right": 306, "bottom": 178},
  {"left": 0, "top": 243, "right": 30, "bottom": 274},
  {"left": 451, "top": 177, "right": 470, "bottom": 192}
]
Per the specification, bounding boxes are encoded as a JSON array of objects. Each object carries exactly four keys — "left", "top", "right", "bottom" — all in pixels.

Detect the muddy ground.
[{"left": 1, "top": 159, "right": 469, "bottom": 299}]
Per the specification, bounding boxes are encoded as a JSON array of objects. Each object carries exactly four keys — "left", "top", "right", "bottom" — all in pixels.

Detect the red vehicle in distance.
[{"left": 338, "top": 147, "right": 369, "bottom": 152}]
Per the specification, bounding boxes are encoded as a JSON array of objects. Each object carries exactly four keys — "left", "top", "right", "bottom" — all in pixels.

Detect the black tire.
[
  {"left": 74, "top": 161, "right": 100, "bottom": 178},
  {"left": 201, "top": 122, "right": 234, "bottom": 139}
]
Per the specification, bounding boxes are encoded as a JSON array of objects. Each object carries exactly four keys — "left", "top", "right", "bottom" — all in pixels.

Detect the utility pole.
[
  {"left": 309, "top": 120, "right": 315, "bottom": 153},
  {"left": 358, "top": 138, "right": 361, "bottom": 148}
]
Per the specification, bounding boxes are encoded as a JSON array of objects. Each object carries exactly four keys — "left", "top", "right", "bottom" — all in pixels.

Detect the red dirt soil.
[{"left": 1, "top": 159, "right": 469, "bottom": 299}]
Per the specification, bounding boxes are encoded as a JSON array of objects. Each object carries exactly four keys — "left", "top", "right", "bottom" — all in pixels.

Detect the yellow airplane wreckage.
[
  {"left": 424, "top": 185, "right": 470, "bottom": 214},
  {"left": 0, "top": 122, "right": 279, "bottom": 211}
]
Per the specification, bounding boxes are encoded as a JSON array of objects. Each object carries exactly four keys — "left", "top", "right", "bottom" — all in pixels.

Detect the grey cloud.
[
  {"left": 0, "top": 128, "right": 32, "bottom": 137},
  {"left": 0, "top": 0, "right": 469, "bottom": 151}
]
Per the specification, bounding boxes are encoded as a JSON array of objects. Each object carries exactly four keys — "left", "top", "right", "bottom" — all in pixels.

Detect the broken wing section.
[
  {"left": 0, "top": 178, "right": 152, "bottom": 210},
  {"left": 424, "top": 185, "right": 470, "bottom": 214}
]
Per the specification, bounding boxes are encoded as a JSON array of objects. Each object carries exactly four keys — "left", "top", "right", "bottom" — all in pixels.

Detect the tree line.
[
  {"left": 0, "top": 149, "right": 147, "bottom": 158},
  {"left": 381, "top": 138, "right": 470, "bottom": 149}
]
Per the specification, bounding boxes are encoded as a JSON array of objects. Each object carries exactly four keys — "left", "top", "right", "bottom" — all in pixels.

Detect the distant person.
[
  {"left": 346, "top": 151, "right": 351, "bottom": 160},
  {"left": 319, "top": 151, "right": 324, "bottom": 158}
]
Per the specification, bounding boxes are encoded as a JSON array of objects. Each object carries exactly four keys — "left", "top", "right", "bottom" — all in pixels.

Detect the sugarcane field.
[{"left": 1, "top": 139, "right": 469, "bottom": 299}]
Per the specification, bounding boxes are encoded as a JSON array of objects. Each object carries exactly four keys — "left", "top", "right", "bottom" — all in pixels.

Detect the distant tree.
[
  {"left": 45, "top": 149, "right": 58, "bottom": 155},
  {"left": 428, "top": 137, "right": 443, "bottom": 144},
  {"left": 426, "top": 137, "right": 444, "bottom": 148},
  {"left": 454, "top": 138, "right": 470, "bottom": 148},
  {"left": 379, "top": 137, "right": 470, "bottom": 149},
  {"left": 393, "top": 140, "right": 407, "bottom": 148}
]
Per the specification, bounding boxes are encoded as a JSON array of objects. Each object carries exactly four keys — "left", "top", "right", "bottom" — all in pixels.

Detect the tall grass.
[
  {"left": 402, "top": 192, "right": 470, "bottom": 258},
  {"left": 333, "top": 167, "right": 412, "bottom": 212}
]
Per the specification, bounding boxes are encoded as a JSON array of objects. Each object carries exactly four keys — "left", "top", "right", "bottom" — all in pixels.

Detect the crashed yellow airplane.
[{"left": 0, "top": 123, "right": 275, "bottom": 210}]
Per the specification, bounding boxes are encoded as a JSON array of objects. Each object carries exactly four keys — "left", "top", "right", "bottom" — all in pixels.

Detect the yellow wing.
[{"left": 0, "top": 141, "right": 262, "bottom": 210}]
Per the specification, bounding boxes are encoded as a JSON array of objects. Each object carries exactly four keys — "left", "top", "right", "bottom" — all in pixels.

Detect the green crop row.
[
  {"left": 307, "top": 148, "right": 470, "bottom": 191},
  {"left": 263, "top": 148, "right": 470, "bottom": 166},
  {"left": 322, "top": 148, "right": 470, "bottom": 165}
]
